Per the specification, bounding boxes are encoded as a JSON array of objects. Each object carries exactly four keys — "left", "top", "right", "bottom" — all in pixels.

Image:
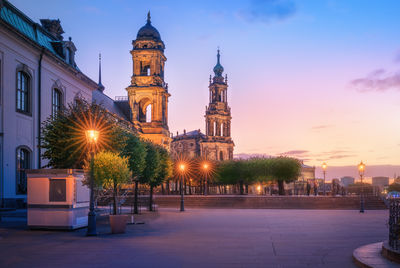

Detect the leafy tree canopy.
[
  {"left": 41, "top": 99, "right": 128, "bottom": 169},
  {"left": 387, "top": 183, "right": 400, "bottom": 192},
  {"left": 120, "top": 132, "right": 147, "bottom": 179},
  {"left": 91, "top": 151, "right": 131, "bottom": 189}
]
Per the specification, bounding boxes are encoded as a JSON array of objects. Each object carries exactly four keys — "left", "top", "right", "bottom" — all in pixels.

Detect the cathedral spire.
[
  {"left": 98, "top": 53, "right": 104, "bottom": 92},
  {"left": 147, "top": 11, "right": 151, "bottom": 24},
  {"left": 213, "top": 48, "right": 224, "bottom": 77}
]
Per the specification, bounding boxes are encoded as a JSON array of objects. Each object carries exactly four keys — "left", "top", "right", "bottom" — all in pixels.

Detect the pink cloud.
[{"left": 350, "top": 68, "right": 400, "bottom": 92}]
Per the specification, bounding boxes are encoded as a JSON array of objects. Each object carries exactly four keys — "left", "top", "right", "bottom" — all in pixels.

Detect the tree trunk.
[
  {"left": 175, "top": 179, "right": 178, "bottom": 193},
  {"left": 245, "top": 184, "right": 249, "bottom": 194},
  {"left": 278, "top": 180, "right": 285, "bottom": 195},
  {"left": 166, "top": 181, "right": 170, "bottom": 195},
  {"left": 161, "top": 183, "right": 165, "bottom": 195},
  {"left": 189, "top": 179, "right": 192, "bottom": 195},
  {"left": 239, "top": 181, "right": 244, "bottom": 195},
  {"left": 184, "top": 179, "right": 187, "bottom": 195},
  {"left": 149, "top": 185, "right": 154, "bottom": 211},
  {"left": 113, "top": 183, "right": 118, "bottom": 215},
  {"left": 134, "top": 180, "right": 139, "bottom": 214}
]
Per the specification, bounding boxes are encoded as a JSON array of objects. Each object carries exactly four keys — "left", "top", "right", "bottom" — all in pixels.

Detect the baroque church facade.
[
  {"left": 170, "top": 50, "right": 234, "bottom": 161},
  {"left": 93, "top": 13, "right": 171, "bottom": 148},
  {"left": 94, "top": 12, "right": 234, "bottom": 159}
]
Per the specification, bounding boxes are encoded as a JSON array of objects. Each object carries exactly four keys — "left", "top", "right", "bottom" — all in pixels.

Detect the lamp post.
[
  {"left": 179, "top": 163, "right": 186, "bottom": 212},
  {"left": 322, "top": 162, "right": 327, "bottom": 196},
  {"left": 203, "top": 163, "right": 209, "bottom": 196},
  {"left": 358, "top": 161, "right": 365, "bottom": 213},
  {"left": 85, "top": 129, "right": 99, "bottom": 236}
]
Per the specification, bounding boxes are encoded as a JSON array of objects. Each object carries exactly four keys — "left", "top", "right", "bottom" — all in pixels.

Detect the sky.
[{"left": 11, "top": 0, "right": 400, "bottom": 177}]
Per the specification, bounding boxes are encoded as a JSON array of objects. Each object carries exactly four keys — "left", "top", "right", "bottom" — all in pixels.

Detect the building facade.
[
  {"left": 0, "top": 0, "right": 97, "bottom": 207},
  {"left": 171, "top": 50, "right": 234, "bottom": 161},
  {"left": 340, "top": 176, "right": 355, "bottom": 187},
  {"left": 372, "top": 176, "right": 389, "bottom": 190}
]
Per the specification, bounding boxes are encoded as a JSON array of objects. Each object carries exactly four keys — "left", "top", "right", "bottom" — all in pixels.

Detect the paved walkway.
[{"left": 0, "top": 209, "right": 388, "bottom": 267}]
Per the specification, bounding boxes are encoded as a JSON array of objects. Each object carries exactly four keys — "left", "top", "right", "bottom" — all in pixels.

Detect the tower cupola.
[
  {"left": 136, "top": 12, "right": 162, "bottom": 42},
  {"left": 213, "top": 49, "right": 224, "bottom": 77}
]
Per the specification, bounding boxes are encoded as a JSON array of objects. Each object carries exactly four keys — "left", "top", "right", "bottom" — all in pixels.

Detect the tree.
[
  {"left": 91, "top": 151, "right": 130, "bottom": 215},
  {"left": 41, "top": 98, "right": 123, "bottom": 168},
  {"left": 120, "top": 133, "right": 147, "bottom": 214},
  {"left": 388, "top": 183, "right": 400, "bottom": 192},
  {"left": 142, "top": 142, "right": 160, "bottom": 211},
  {"left": 270, "top": 157, "right": 301, "bottom": 195},
  {"left": 148, "top": 146, "right": 173, "bottom": 210}
]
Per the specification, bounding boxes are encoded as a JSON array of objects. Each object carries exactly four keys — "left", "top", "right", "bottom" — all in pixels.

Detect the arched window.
[
  {"left": 221, "top": 123, "right": 224, "bottom": 136},
  {"left": 16, "top": 71, "right": 30, "bottom": 113},
  {"left": 146, "top": 104, "right": 152, "bottom": 122},
  {"left": 16, "top": 147, "right": 31, "bottom": 194},
  {"left": 52, "top": 88, "right": 62, "bottom": 116},
  {"left": 213, "top": 121, "right": 217, "bottom": 136},
  {"left": 219, "top": 151, "right": 224, "bottom": 161},
  {"left": 140, "top": 62, "right": 151, "bottom": 76}
]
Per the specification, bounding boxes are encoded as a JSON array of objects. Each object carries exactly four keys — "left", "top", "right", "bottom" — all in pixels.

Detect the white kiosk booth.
[{"left": 26, "top": 169, "right": 89, "bottom": 230}]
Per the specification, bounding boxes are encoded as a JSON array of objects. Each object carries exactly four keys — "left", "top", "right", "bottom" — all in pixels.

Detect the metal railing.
[
  {"left": 389, "top": 198, "right": 400, "bottom": 250},
  {"left": 115, "top": 96, "right": 128, "bottom": 101}
]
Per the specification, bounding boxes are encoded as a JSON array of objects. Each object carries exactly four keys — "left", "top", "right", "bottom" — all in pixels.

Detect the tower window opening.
[
  {"left": 146, "top": 104, "right": 152, "bottom": 122},
  {"left": 140, "top": 62, "right": 151, "bottom": 76},
  {"left": 221, "top": 123, "right": 224, "bottom": 136},
  {"left": 213, "top": 121, "right": 217, "bottom": 136},
  {"left": 219, "top": 151, "right": 224, "bottom": 161}
]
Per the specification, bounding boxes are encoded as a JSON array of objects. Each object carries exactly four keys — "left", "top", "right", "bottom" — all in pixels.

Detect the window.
[
  {"left": 52, "top": 88, "right": 62, "bottom": 116},
  {"left": 140, "top": 62, "right": 151, "bottom": 76},
  {"left": 16, "top": 71, "right": 30, "bottom": 113},
  {"left": 16, "top": 147, "right": 30, "bottom": 194},
  {"left": 219, "top": 151, "right": 224, "bottom": 161},
  {"left": 146, "top": 104, "right": 152, "bottom": 122}
]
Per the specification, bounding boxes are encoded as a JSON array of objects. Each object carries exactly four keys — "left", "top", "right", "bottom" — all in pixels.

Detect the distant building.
[
  {"left": 300, "top": 164, "right": 315, "bottom": 181},
  {"left": 372, "top": 177, "right": 389, "bottom": 189},
  {"left": 341, "top": 176, "right": 355, "bottom": 187}
]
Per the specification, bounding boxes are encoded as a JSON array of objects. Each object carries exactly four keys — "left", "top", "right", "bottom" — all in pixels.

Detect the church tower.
[
  {"left": 201, "top": 50, "right": 234, "bottom": 160},
  {"left": 126, "top": 12, "right": 171, "bottom": 147}
]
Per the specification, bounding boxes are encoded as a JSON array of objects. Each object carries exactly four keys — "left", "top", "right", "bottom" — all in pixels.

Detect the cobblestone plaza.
[{"left": 0, "top": 209, "right": 387, "bottom": 267}]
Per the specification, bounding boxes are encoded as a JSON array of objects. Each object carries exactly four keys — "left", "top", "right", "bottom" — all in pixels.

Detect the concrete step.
[
  {"left": 353, "top": 242, "right": 398, "bottom": 268},
  {"left": 152, "top": 195, "right": 388, "bottom": 209}
]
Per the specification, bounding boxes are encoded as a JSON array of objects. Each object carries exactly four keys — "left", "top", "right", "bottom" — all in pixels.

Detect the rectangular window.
[
  {"left": 16, "top": 71, "right": 30, "bottom": 114},
  {"left": 49, "top": 179, "right": 66, "bottom": 202}
]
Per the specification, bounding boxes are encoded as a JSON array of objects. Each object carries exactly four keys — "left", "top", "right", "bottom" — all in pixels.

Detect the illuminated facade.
[{"left": 126, "top": 13, "right": 171, "bottom": 148}]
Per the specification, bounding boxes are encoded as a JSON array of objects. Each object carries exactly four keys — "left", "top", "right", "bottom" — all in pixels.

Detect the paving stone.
[{"left": 0, "top": 209, "right": 388, "bottom": 267}]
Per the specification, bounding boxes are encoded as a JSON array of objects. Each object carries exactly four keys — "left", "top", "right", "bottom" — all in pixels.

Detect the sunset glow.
[{"left": 15, "top": 0, "right": 400, "bottom": 170}]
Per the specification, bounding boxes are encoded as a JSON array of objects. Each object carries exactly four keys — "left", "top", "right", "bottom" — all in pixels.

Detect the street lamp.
[
  {"left": 322, "top": 162, "right": 327, "bottom": 196},
  {"left": 179, "top": 163, "right": 186, "bottom": 211},
  {"left": 85, "top": 129, "right": 99, "bottom": 236},
  {"left": 358, "top": 161, "right": 365, "bottom": 213},
  {"left": 203, "top": 162, "right": 209, "bottom": 196}
]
